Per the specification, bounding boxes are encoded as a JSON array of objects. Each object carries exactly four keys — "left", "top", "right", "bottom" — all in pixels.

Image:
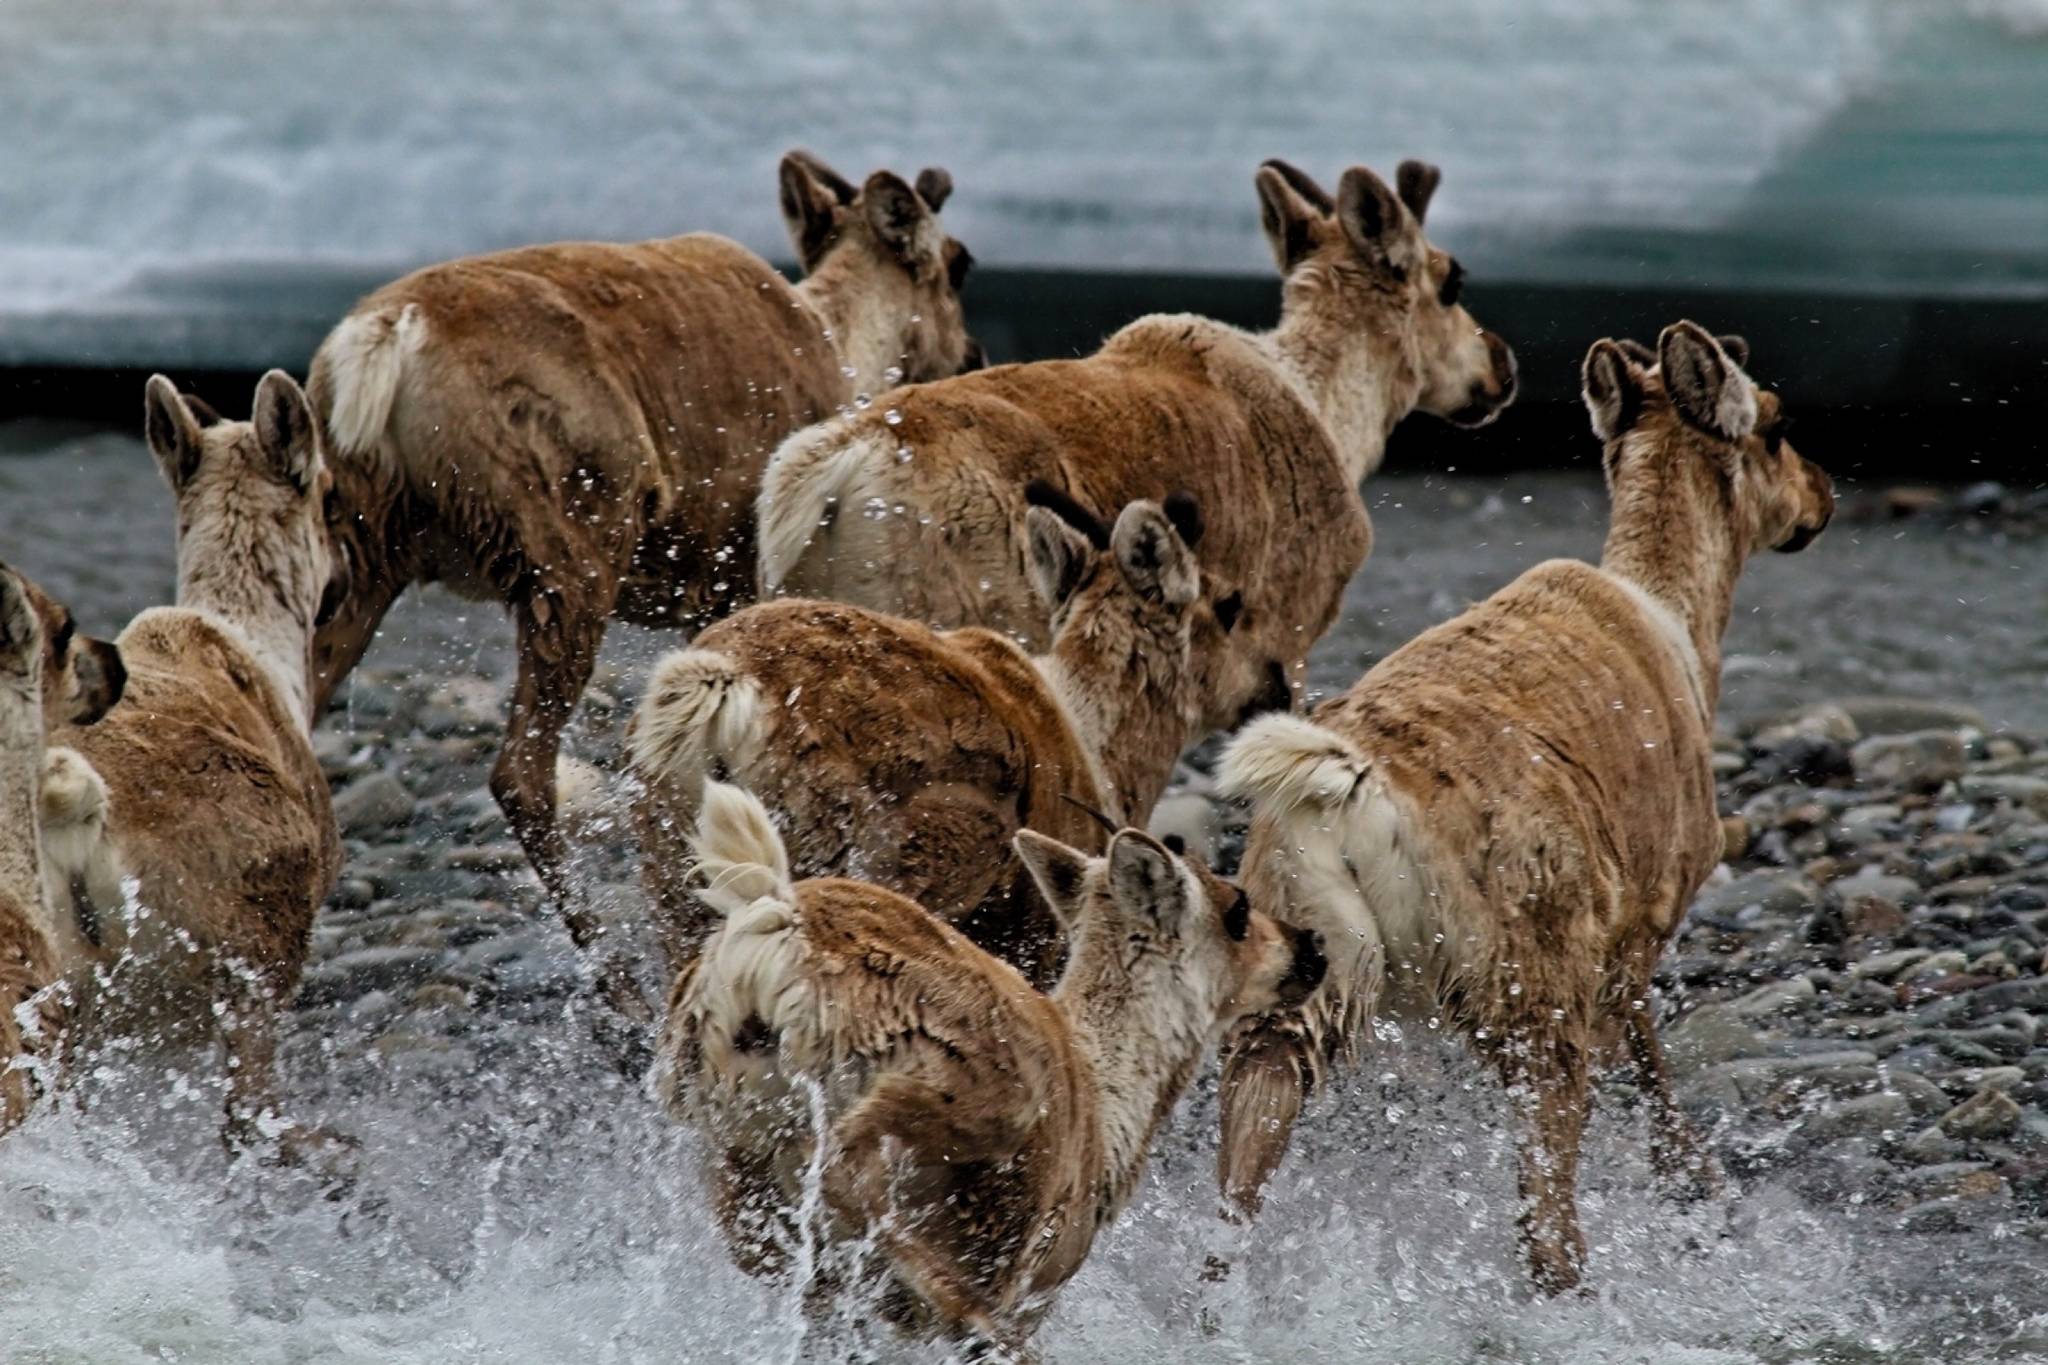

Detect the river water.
[{"left": 4, "top": 0, "right": 2048, "bottom": 368}]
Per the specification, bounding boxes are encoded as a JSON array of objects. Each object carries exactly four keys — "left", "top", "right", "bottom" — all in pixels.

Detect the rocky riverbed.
[{"left": 2, "top": 424, "right": 2046, "bottom": 1361}]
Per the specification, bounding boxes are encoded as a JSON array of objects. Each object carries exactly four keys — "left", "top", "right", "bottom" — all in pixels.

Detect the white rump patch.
[
  {"left": 690, "top": 781, "right": 795, "bottom": 918},
  {"left": 320, "top": 303, "right": 426, "bottom": 459},
  {"left": 626, "top": 649, "right": 764, "bottom": 792},
  {"left": 1217, "top": 712, "right": 1370, "bottom": 811},
  {"left": 756, "top": 424, "right": 896, "bottom": 594}
]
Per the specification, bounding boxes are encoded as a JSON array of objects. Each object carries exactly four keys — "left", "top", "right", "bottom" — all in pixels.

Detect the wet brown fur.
[
  {"left": 629, "top": 495, "right": 1263, "bottom": 986},
  {"left": 655, "top": 787, "right": 1322, "bottom": 1355},
  {"left": 1216, "top": 324, "right": 1833, "bottom": 1293},
  {"left": 303, "top": 154, "right": 976, "bottom": 969},
  {"left": 758, "top": 158, "right": 1515, "bottom": 709},
  {"left": 631, "top": 601, "right": 1107, "bottom": 985}
]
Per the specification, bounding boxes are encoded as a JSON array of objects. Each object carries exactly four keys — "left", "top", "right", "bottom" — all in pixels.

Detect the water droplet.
[
  {"left": 839, "top": 364, "right": 858, "bottom": 380},
  {"left": 895, "top": 444, "right": 914, "bottom": 465},
  {"left": 884, "top": 409, "right": 902, "bottom": 426},
  {"left": 861, "top": 497, "right": 889, "bottom": 521},
  {"left": 1508, "top": 982, "right": 1523, "bottom": 996},
  {"left": 853, "top": 393, "right": 873, "bottom": 410},
  {"left": 882, "top": 365, "right": 905, "bottom": 385}
]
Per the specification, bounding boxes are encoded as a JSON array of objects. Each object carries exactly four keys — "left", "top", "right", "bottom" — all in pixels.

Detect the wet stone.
[
  {"left": 1938, "top": 1065, "right": 2027, "bottom": 1095},
  {"left": 1798, "top": 1092, "right": 1913, "bottom": 1146},
  {"left": 442, "top": 842, "right": 529, "bottom": 873},
  {"left": 1894, "top": 1186, "right": 2013, "bottom": 1234},
  {"left": 1731, "top": 976, "right": 1820, "bottom": 1020},
  {"left": 1664, "top": 1003, "right": 1777, "bottom": 1074},
  {"left": 1693, "top": 871, "right": 1820, "bottom": 922},
  {"left": 298, "top": 945, "right": 446, "bottom": 1007},
  {"left": 329, "top": 876, "right": 376, "bottom": 911},
  {"left": 1938, "top": 1088, "right": 2025, "bottom": 1140},
  {"left": 1848, "top": 947, "right": 1931, "bottom": 982},
  {"left": 1882, "top": 1069, "right": 1954, "bottom": 1118},
  {"left": 1853, "top": 730, "right": 1969, "bottom": 791},
  {"left": 1752, "top": 704, "right": 1861, "bottom": 747},
  {"left": 1819, "top": 697, "right": 1988, "bottom": 738},
  {"left": 1958, "top": 775, "right": 2048, "bottom": 817},
  {"left": 334, "top": 771, "right": 416, "bottom": 836}
]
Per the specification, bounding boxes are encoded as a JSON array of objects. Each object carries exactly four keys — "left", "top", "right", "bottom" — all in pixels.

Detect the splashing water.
[{"left": 2, "top": 1019, "right": 2012, "bottom": 1364}]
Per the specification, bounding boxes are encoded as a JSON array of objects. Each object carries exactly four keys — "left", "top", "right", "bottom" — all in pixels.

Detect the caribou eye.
[
  {"left": 1222, "top": 889, "right": 1251, "bottom": 943},
  {"left": 1162, "top": 833, "right": 1187, "bottom": 855},
  {"left": 946, "top": 242, "right": 974, "bottom": 292},
  {"left": 1214, "top": 590, "right": 1243, "bottom": 633},
  {"left": 1438, "top": 259, "right": 1465, "bottom": 308},
  {"left": 323, "top": 488, "right": 346, "bottom": 525}
]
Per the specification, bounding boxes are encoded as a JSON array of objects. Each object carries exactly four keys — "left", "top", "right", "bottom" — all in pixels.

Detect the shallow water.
[{"left": 2, "top": 427, "right": 2045, "bottom": 1362}]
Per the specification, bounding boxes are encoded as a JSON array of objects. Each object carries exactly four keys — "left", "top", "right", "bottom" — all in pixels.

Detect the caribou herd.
[{"left": 0, "top": 150, "right": 1832, "bottom": 1356}]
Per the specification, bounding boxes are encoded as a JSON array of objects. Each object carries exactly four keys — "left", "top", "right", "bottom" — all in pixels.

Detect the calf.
[
  {"left": 42, "top": 374, "right": 347, "bottom": 1169},
  {"left": 757, "top": 157, "right": 1515, "bottom": 709},
  {"left": 628, "top": 489, "right": 1287, "bottom": 983},
  {"left": 304, "top": 152, "right": 980, "bottom": 976},
  {"left": 652, "top": 782, "right": 1326, "bottom": 1357},
  {"left": 1215, "top": 324, "right": 1833, "bottom": 1292}
]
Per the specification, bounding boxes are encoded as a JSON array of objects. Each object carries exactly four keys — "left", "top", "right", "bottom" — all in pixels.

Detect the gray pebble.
[
  {"left": 1798, "top": 1091, "right": 1913, "bottom": 1146},
  {"left": 1731, "top": 976, "right": 1819, "bottom": 1020},
  {"left": 297, "top": 945, "right": 446, "bottom": 1007},
  {"left": 333, "top": 771, "right": 416, "bottom": 835},
  {"left": 1851, "top": 730, "right": 1969, "bottom": 790},
  {"left": 1938, "top": 1087, "right": 2024, "bottom": 1140}
]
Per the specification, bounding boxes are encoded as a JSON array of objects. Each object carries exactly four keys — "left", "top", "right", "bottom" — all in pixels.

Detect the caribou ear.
[
  {"left": 1335, "top": 165, "right": 1421, "bottom": 276},
  {"left": 1026, "top": 506, "right": 1095, "bottom": 611},
  {"left": 1716, "top": 334, "right": 1752, "bottom": 369},
  {"left": 1582, "top": 340, "right": 1644, "bottom": 443},
  {"left": 143, "top": 374, "right": 205, "bottom": 492},
  {"left": 1106, "top": 830, "right": 1190, "bottom": 934},
  {"left": 778, "top": 151, "right": 850, "bottom": 272},
  {"left": 1660, "top": 322, "right": 1756, "bottom": 441},
  {"left": 1014, "top": 829, "right": 1093, "bottom": 931},
  {"left": 1395, "top": 160, "right": 1442, "bottom": 225},
  {"left": 862, "top": 171, "right": 934, "bottom": 268},
  {"left": 1110, "top": 500, "right": 1200, "bottom": 608},
  {"left": 252, "top": 370, "right": 322, "bottom": 494},
  {"left": 1254, "top": 161, "right": 1328, "bottom": 274},
  {"left": 914, "top": 167, "right": 954, "bottom": 213}
]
